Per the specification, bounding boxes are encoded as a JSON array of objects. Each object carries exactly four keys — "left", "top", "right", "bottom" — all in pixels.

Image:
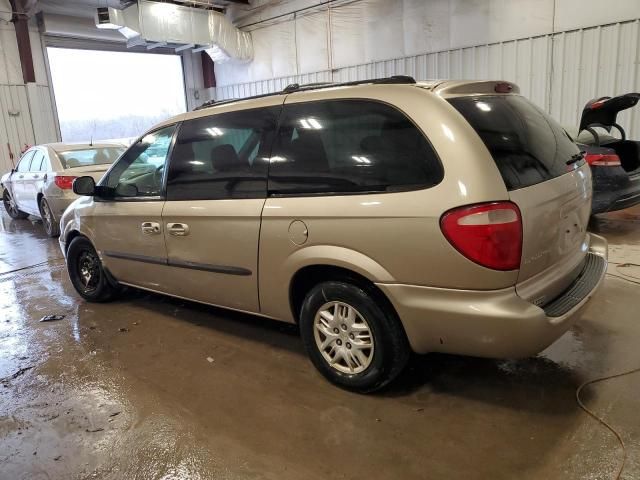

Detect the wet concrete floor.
[{"left": 0, "top": 207, "right": 639, "bottom": 480}]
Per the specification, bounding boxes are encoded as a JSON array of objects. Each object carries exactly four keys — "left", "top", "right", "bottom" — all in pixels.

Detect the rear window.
[
  {"left": 58, "top": 147, "right": 125, "bottom": 169},
  {"left": 448, "top": 95, "right": 581, "bottom": 190}
]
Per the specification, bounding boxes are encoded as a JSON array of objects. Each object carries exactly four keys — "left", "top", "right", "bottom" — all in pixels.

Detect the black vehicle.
[{"left": 574, "top": 93, "right": 640, "bottom": 214}]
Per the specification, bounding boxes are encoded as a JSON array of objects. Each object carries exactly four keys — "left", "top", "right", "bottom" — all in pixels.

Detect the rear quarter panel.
[{"left": 259, "top": 85, "right": 520, "bottom": 322}]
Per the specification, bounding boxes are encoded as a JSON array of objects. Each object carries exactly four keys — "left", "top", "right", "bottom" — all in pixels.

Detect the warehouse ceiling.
[{"left": 38, "top": 0, "right": 250, "bottom": 19}]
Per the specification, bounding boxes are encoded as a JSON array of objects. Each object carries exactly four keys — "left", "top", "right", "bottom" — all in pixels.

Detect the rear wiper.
[{"left": 566, "top": 152, "right": 585, "bottom": 166}]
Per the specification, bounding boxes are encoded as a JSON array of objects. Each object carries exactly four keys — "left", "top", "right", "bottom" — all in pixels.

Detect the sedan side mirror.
[{"left": 73, "top": 176, "right": 96, "bottom": 196}]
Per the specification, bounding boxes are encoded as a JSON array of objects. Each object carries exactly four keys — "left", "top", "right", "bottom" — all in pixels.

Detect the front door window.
[{"left": 103, "top": 125, "right": 177, "bottom": 198}]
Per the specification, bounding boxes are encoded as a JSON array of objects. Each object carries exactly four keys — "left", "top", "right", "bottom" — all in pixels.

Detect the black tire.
[
  {"left": 39, "top": 197, "right": 60, "bottom": 237},
  {"left": 3, "top": 189, "right": 29, "bottom": 219},
  {"left": 299, "top": 280, "right": 410, "bottom": 393},
  {"left": 66, "top": 236, "right": 118, "bottom": 302}
]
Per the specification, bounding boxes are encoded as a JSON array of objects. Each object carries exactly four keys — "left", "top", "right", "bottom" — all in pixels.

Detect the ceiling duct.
[{"left": 95, "top": 0, "right": 253, "bottom": 62}]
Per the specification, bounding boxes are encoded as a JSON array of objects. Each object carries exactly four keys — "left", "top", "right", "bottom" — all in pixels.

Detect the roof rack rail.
[
  {"left": 194, "top": 75, "right": 416, "bottom": 111},
  {"left": 194, "top": 91, "right": 278, "bottom": 110}
]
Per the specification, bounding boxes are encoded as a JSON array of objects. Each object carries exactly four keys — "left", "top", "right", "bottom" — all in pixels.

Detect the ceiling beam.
[
  {"left": 174, "top": 43, "right": 195, "bottom": 52},
  {"left": 146, "top": 41, "right": 167, "bottom": 50}
]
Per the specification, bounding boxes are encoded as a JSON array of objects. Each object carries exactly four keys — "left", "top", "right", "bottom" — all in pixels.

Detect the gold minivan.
[{"left": 60, "top": 77, "right": 607, "bottom": 392}]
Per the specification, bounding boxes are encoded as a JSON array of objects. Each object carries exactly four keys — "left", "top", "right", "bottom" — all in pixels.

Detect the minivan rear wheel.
[
  {"left": 299, "top": 281, "right": 410, "bottom": 392},
  {"left": 67, "top": 236, "right": 118, "bottom": 302}
]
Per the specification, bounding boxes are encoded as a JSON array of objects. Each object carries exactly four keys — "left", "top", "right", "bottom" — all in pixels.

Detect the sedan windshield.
[{"left": 58, "top": 147, "right": 125, "bottom": 169}]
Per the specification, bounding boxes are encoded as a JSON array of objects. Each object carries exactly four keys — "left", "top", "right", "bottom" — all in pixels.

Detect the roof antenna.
[{"left": 90, "top": 120, "right": 96, "bottom": 146}]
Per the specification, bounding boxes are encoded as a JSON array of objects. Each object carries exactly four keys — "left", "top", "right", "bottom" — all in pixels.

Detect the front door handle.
[
  {"left": 141, "top": 221, "right": 161, "bottom": 235},
  {"left": 167, "top": 222, "right": 189, "bottom": 236}
]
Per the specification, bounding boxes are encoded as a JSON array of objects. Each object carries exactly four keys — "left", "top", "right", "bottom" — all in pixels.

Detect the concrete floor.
[{"left": 0, "top": 207, "right": 639, "bottom": 480}]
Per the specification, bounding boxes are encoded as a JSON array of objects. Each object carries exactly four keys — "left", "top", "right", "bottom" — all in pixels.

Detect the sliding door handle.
[
  {"left": 141, "top": 221, "right": 161, "bottom": 235},
  {"left": 167, "top": 223, "right": 189, "bottom": 236}
]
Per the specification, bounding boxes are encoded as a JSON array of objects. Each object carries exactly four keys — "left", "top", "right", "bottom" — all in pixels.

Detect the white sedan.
[{"left": 1, "top": 142, "right": 126, "bottom": 237}]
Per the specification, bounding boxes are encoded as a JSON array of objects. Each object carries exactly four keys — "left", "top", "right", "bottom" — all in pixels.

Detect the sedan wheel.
[
  {"left": 2, "top": 190, "right": 28, "bottom": 219},
  {"left": 39, "top": 198, "right": 59, "bottom": 237}
]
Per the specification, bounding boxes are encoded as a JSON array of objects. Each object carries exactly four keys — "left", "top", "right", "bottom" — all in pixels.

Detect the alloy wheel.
[
  {"left": 3, "top": 191, "right": 18, "bottom": 217},
  {"left": 313, "top": 301, "right": 375, "bottom": 374},
  {"left": 41, "top": 200, "right": 52, "bottom": 232}
]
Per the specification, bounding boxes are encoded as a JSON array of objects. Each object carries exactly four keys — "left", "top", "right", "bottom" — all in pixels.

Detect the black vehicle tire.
[
  {"left": 3, "top": 189, "right": 29, "bottom": 219},
  {"left": 67, "top": 236, "right": 119, "bottom": 302},
  {"left": 39, "top": 197, "right": 60, "bottom": 237},
  {"left": 299, "top": 280, "right": 410, "bottom": 393}
]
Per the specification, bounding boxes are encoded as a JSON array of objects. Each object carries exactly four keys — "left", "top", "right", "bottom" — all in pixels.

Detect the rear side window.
[
  {"left": 166, "top": 107, "right": 279, "bottom": 201},
  {"left": 268, "top": 100, "right": 443, "bottom": 195},
  {"left": 448, "top": 95, "right": 581, "bottom": 190}
]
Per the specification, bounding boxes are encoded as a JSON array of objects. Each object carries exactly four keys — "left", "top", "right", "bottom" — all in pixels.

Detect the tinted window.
[
  {"left": 103, "top": 125, "right": 176, "bottom": 198},
  {"left": 166, "top": 107, "right": 278, "bottom": 201},
  {"left": 17, "top": 151, "right": 34, "bottom": 172},
  {"left": 448, "top": 95, "right": 581, "bottom": 190},
  {"left": 58, "top": 147, "right": 124, "bottom": 168},
  {"left": 268, "top": 100, "right": 442, "bottom": 195},
  {"left": 30, "top": 151, "right": 45, "bottom": 171}
]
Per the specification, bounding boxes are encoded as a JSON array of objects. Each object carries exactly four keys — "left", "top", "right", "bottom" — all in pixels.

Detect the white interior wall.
[
  {"left": 215, "top": 0, "right": 640, "bottom": 136},
  {"left": 0, "top": 18, "right": 58, "bottom": 174}
]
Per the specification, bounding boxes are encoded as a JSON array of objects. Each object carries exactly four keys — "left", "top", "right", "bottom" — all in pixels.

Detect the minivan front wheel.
[
  {"left": 300, "top": 281, "right": 410, "bottom": 392},
  {"left": 67, "top": 236, "right": 118, "bottom": 302}
]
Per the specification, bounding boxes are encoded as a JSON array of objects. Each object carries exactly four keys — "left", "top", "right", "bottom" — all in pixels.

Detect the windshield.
[{"left": 58, "top": 147, "right": 125, "bottom": 169}]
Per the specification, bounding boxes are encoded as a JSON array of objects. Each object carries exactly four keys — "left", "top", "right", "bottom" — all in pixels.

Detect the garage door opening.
[{"left": 47, "top": 47, "right": 187, "bottom": 143}]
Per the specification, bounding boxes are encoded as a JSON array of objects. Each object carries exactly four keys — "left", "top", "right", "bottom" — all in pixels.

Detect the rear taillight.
[
  {"left": 585, "top": 153, "right": 621, "bottom": 166},
  {"left": 440, "top": 202, "right": 522, "bottom": 271},
  {"left": 54, "top": 175, "right": 77, "bottom": 190}
]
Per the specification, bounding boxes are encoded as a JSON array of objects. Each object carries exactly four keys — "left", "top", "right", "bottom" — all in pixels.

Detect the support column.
[{"left": 9, "top": 0, "right": 36, "bottom": 83}]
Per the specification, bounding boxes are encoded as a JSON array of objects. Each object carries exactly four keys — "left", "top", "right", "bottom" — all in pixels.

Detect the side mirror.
[{"left": 73, "top": 176, "right": 96, "bottom": 196}]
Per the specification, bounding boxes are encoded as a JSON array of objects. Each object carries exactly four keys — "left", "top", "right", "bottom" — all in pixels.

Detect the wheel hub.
[
  {"left": 313, "top": 301, "right": 374, "bottom": 374},
  {"left": 78, "top": 251, "right": 100, "bottom": 292}
]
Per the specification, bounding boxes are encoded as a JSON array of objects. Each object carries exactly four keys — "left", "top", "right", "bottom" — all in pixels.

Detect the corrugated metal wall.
[
  {"left": 27, "top": 84, "right": 59, "bottom": 145},
  {"left": 216, "top": 19, "right": 640, "bottom": 138},
  {"left": 0, "top": 85, "right": 58, "bottom": 173},
  {"left": 1, "top": 23, "right": 59, "bottom": 174},
  {"left": 0, "top": 85, "right": 36, "bottom": 171}
]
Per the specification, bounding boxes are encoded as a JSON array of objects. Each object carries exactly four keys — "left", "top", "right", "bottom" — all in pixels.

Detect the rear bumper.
[
  {"left": 46, "top": 195, "right": 76, "bottom": 220},
  {"left": 592, "top": 171, "right": 640, "bottom": 214},
  {"left": 377, "top": 234, "right": 608, "bottom": 358}
]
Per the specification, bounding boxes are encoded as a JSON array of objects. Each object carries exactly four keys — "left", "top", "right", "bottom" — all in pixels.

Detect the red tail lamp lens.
[
  {"left": 440, "top": 202, "right": 522, "bottom": 271},
  {"left": 54, "top": 175, "right": 77, "bottom": 190},
  {"left": 585, "top": 153, "right": 621, "bottom": 166}
]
